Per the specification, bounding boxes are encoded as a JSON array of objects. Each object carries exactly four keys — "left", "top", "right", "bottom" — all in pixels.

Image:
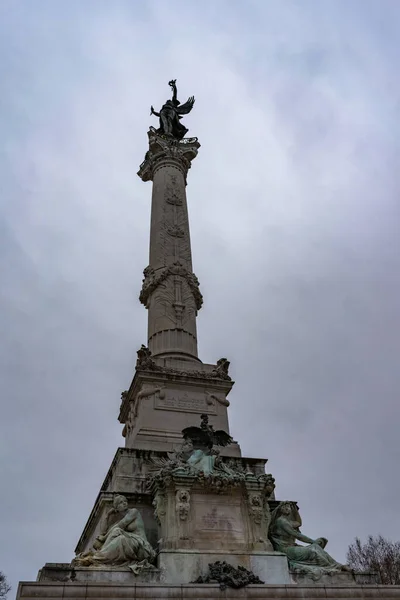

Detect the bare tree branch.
[
  {"left": 0, "top": 572, "right": 11, "bottom": 600},
  {"left": 347, "top": 535, "right": 400, "bottom": 584}
]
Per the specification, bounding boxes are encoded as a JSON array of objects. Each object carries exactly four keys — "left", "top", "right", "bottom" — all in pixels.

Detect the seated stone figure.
[
  {"left": 269, "top": 501, "right": 352, "bottom": 580},
  {"left": 74, "top": 495, "right": 155, "bottom": 574}
]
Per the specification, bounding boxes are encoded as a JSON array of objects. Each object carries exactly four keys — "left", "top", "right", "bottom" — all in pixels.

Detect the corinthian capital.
[{"left": 137, "top": 127, "right": 200, "bottom": 183}]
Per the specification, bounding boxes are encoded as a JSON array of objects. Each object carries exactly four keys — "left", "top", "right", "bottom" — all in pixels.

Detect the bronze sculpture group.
[{"left": 150, "top": 79, "right": 195, "bottom": 140}]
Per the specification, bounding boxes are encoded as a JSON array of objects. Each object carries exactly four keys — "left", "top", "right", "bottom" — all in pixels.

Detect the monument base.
[
  {"left": 290, "top": 570, "right": 380, "bottom": 586},
  {"left": 17, "top": 581, "right": 400, "bottom": 600},
  {"left": 158, "top": 549, "right": 290, "bottom": 584},
  {"left": 37, "top": 562, "right": 161, "bottom": 584}
]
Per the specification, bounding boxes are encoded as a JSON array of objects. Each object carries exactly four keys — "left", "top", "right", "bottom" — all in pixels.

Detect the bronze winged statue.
[
  {"left": 182, "top": 413, "right": 232, "bottom": 451},
  {"left": 150, "top": 79, "right": 195, "bottom": 140}
]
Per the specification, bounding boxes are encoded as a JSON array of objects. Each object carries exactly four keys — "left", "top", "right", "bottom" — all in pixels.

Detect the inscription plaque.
[
  {"left": 155, "top": 391, "right": 216, "bottom": 414},
  {"left": 192, "top": 493, "right": 245, "bottom": 544}
]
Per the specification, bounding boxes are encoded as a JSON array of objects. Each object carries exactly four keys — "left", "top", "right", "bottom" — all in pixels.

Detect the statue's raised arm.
[
  {"left": 150, "top": 79, "right": 195, "bottom": 140},
  {"left": 168, "top": 79, "right": 178, "bottom": 104}
]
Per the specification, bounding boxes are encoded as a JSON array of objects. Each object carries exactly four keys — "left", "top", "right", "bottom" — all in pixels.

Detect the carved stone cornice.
[
  {"left": 137, "top": 127, "right": 200, "bottom": 183},
  {"left": 139, "top": 262, "right": 203, "bottom": 311}
]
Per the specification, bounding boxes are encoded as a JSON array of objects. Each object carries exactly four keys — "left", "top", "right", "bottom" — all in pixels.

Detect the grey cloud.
[{"left": 1, "top": 0, "right": 400, "bottom": 592}]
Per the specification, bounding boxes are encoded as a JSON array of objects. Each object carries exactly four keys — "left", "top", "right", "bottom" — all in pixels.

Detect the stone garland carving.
[
  {"left": 194, "top": 561, "right": 264, "bottom": 590},
  {"left": 139, "top": 262, "right": 203, "bottom": 311},
  {"left": 134, "top": 345, "right": 232, "bottom": 382},
  {"left": 73, "top": 495, "right": 156, "bottom": 575},
  {"left": 175, "top": 489, "right": 190, "bottom": 521}
]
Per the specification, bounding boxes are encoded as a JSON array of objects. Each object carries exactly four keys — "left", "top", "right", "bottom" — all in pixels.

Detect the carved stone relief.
[
  {"left": 166, "top": 224, "right": 185, "bottom": 238},
  {"left": 139, "top": 262, "right": 203, "bottom": 312},
  {"left": 248, "top": 493, "right": 264, "bottom": 525},
  {"left": 175, "top": 489, "right": 190, "bottom": 521},
  {"left": 165, "top": 174, "right": 183, "bottom": 206},
  {"left": 153, "top": 491, "right": 167, "bottom": 526},
  {"left": 125, "top": 380, "right": 165, "bottom": 438}
]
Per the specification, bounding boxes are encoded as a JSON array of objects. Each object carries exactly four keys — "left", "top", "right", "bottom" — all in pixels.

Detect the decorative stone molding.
[
  {"left": 175, "top": 489, "right": 190, "bottom": 521},
  {"left": 139, "top": 262, "right": 203, "bottom": 311},
  {"left": 134, "top": 345, "right": 232, "bottom": 382},
  {"left": 137, "top": 128, "right": 200, "bottom": 183}
]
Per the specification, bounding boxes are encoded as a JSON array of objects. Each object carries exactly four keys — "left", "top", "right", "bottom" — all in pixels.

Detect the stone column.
[{"left": 138, "top": 128, "right": 202, "bottom": 362}]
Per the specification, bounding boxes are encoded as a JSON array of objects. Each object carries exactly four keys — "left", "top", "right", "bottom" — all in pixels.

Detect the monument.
[{"left": 17, "top": 81, "right": 398, "bottom": 599}]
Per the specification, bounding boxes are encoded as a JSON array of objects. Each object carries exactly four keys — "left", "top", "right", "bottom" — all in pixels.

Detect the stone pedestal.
[
  {"left": 153, "top": 473, "right": 274, "bottom": 555},
  {"left": 38, "top": 563, "right": 161, "bottom": 584},
  {"left": 159, "top": 549, "right": 290, "bottom": 584},
  {"left": 17, "top": 582, "right": 400, "bottom": 600},
  {"left": 119, "top": 366, "right": 241, "bottom": 454}
]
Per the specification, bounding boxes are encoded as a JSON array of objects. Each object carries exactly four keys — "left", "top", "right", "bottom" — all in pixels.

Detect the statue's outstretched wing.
[
  {"left": 212, "top": 430, "right": 233, "bottom": 447},
  {"left": 177, "top": 96, "right": 195, "bottom": 115},
  {"left": 182, "top": 425, "right": 209, "bottom": 446}
]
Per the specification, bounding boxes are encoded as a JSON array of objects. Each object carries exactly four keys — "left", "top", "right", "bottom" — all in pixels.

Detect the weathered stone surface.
[
  {"left": 74, "top": 448, "right": 273, "bottom": 556},
  {"left": 17, "top": 582, "right": 400, "bottom": 600},
  {"left": 290, "top": 570, "right": 380, "bottom": 586},
  {"left": 151, "top": 473, "right": 275, "bottom": 554},
  {"left": 159, "top": 550, "right": 290, "bottom": 584},
  {"left": 38, "top": 564, "right": 161, "bottom": 584}
]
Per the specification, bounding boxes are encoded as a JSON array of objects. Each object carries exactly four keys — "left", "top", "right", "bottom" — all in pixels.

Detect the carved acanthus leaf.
[{"left": 137, "top": 128, "right": 200, "bottom": 183}]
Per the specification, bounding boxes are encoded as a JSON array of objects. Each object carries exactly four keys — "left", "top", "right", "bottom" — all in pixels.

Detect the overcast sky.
[{"left": 1, "top": 0, "right": 400, "bottom": 593}]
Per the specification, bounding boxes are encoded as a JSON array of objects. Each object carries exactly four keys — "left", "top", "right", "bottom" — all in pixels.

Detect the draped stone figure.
[
  {"left": 150, "top": 79, "right": 195, "bottom": 140},
  {"left": 269, "top": 502, "right": 352, "bottom": 580},
  {"left": 74, "top": 495, "right": 155, "bottom": 574}
]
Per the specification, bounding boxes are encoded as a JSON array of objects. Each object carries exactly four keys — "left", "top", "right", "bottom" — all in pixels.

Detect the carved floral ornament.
[{"left": 139, "top": 262, "right": 203, "bottom": 311}]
